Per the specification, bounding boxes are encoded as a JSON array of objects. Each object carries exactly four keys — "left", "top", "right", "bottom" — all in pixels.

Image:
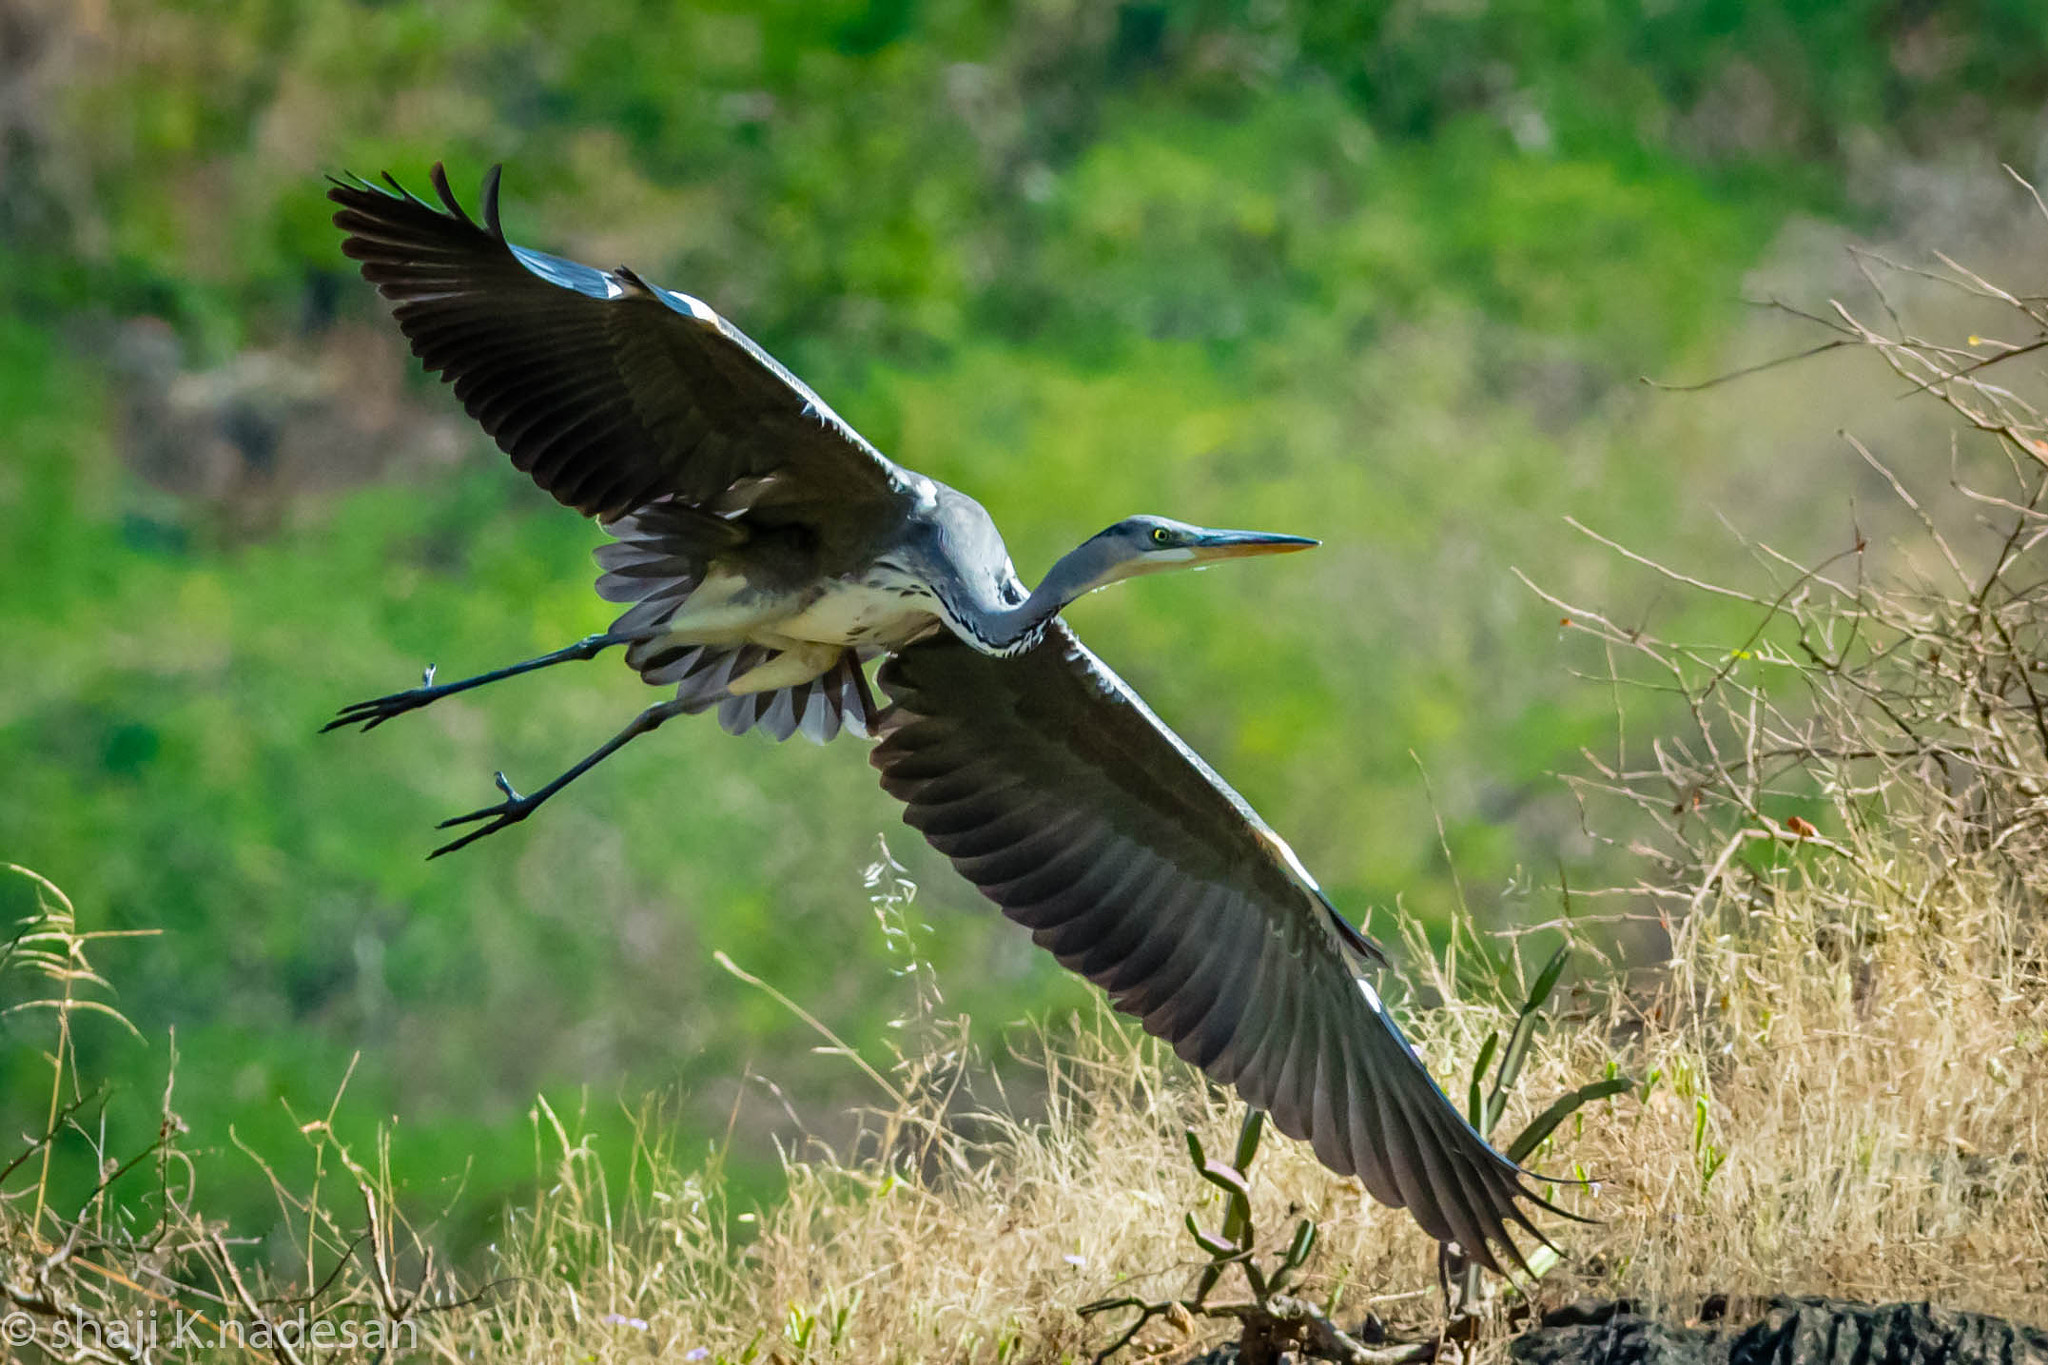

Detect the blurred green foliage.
[{"left": 2, "top": 0, "right": 2043, "bottom": 1245}]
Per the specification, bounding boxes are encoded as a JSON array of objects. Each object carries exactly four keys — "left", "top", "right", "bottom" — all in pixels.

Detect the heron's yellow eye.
[{"left": 1151, "top": 527, "right": 1172, "bottom": 545}]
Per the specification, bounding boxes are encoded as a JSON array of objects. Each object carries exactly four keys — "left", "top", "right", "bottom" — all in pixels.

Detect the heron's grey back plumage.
[{"left": 871, "top": 623, "right": 1572, "bottom": 1273}]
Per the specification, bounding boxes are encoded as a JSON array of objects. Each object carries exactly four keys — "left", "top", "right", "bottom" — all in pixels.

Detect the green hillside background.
[{"left": 3, "top": 0, "right": 2045, "bottom": 1241}]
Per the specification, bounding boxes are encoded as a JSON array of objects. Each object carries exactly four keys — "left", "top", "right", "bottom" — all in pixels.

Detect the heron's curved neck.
[{"left": 947, "top": 539, "right": 1121, "bottom": 656}]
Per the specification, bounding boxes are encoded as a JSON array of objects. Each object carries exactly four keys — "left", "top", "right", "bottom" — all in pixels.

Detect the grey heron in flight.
[{"left": 326, "top": 165, "right": 1572, "bottom": 1273}]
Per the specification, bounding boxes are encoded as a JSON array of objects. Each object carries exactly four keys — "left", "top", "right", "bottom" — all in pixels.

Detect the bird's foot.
[
  {"left": 323, "top": 665, "right": 448, "bottom": 733},
  {"left": 428, "top": 771, "right": 538, "bottom": 859}
]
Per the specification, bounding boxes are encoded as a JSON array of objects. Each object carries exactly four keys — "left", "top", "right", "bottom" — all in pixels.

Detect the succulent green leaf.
[
  {"left": 1467, "top": 1030, "right": 1501, "bottom": 1128},
  {"left": 1198, "top": 1160, "right": 1252, "bottom": 1202},
  {"left": 1487, "top": 944, "right": 1571, "bottom": 1127},
  {"left": 1525, "top": 941, "right": 1570, "bottom": 1011},
  {"left": 1228, "top": 1109, "right": 1265, "bottom": 1171},
  {"left": 1283, "top": 1217, "right": 1317, "bottom": 1270},
  {"left": 1505, "top": 1076, "right": 1631, "bottom": 1163},
  {"left": 1185, "top": 1213, "right": 1238, "bottom": 1260}
]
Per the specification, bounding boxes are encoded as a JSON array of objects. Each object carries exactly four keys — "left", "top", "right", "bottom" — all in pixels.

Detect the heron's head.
[{"left": 1075, "top": 515, "right": 1318, "bottom": 591}]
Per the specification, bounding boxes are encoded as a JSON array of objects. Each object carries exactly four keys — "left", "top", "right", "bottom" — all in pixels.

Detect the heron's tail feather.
[
  {"left": 592, "top": 497, "right": 877, "bottom": 742},
  {"left": 593, "top": 497, "right": 741, "bottom": 638},
  {"left": 626, "top": 640, "right": 876, "bottom": 743},
  {"left": 718, "top": 647, "right": 878, "bottom": 743}
]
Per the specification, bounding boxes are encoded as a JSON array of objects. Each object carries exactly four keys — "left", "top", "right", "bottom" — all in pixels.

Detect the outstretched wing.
[
  {"left": 871, "top": 623, "right": 1573, "bottom": 1272},
  {"left": 330, "top": 164, "right": 912, "bottom": 525}
]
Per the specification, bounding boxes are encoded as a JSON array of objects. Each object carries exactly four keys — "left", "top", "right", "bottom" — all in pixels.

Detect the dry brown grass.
[
  {"left": 6, "top": 229, "right": 2048, "bottom": 1363},
  {"left": 427, "top": 210, "right": 2048, "bottom": 1359},
  {"left": 421, "top": 835, "right": 2041, "bottom": 1364}
]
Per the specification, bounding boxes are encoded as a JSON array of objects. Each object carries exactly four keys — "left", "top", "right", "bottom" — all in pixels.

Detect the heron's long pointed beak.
[{"left": 1187, "top": 529, "right": 1320, "bottom": 562}]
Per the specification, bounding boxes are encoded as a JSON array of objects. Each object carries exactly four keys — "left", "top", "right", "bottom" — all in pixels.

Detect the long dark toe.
[
  {"left": 322, "top": 691, "right": 424, "bottom": 734},
  {"left": 321, "top": 704, "right": 380, "bottom": 734},
  {"left": 426, "top": 774, "right": 532, "bottom": 857},
  {"left": 428, "top": 822, "right": 508, "bottom": 859},
  {"left": 428, "top": 808, "right": 527, "bottom": 857},
  {"left": 436, "top": 805, "right": 497, "bottom": 830}
]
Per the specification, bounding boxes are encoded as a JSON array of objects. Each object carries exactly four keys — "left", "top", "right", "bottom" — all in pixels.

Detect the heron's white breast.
[{"left": 775, "top": 567, "right": 939, "bottom": 647}]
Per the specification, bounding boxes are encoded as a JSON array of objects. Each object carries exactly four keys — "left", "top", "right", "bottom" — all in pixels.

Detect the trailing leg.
[
  {"left": 323, "top": 631, "right": 640, "bottom": 733},
  {"left": 427, "top": 697, "right": 691, "bottom": 858}
]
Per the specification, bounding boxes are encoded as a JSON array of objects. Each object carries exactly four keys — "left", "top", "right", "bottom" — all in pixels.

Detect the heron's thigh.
[
  {"left": 649, "top": 565, "right": 793, "bottom": 641},
  {"left": 726, "top": 641, "right": 842, "bottom": 695}
]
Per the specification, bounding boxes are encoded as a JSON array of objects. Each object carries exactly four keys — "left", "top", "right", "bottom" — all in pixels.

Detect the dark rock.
[
  {"left": 1511, "top": 1298, "right": 2047, "bottom": 1365},
  {"left": 1542, "top": 1299, "right": 1645, "bottom": 1329},
  {"left": 1516, "top": 1311, "right": 1712, "bottom": 1365}
]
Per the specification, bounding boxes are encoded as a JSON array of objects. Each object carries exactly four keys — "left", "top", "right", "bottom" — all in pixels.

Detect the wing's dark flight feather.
[
  {"left": 872, "top": 623, "right": 1581, "bottom": 1273},
  {"left": 1208, "top": 934, "right": 1285, "bottom": 1085},
  {"left": 329, "top": 165, "right": 907, "bottom": 525},
  {"left": 1036, "top": 856, "right": 1156, "bottom": 961},
  {"left": 1172, "top": 923, "right": 1256, "bottom": 1071},
  {"left": 1341, "top": 1030, "right": 1407, "bottom": 1209},
  {"left": 1134, "top": 883, "right": 1227, "bottom": 1026},
  {"left": 1310, "top": 1018, "right": 1357, "bottom": 1175}
]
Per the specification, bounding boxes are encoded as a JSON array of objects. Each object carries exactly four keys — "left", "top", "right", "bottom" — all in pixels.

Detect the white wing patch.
[
  {"left": 666, "top": 288, "right": 719, "bottom": 323},
  {"left": 1257, "top": 826, "right": 1323, "bottom": 892}
]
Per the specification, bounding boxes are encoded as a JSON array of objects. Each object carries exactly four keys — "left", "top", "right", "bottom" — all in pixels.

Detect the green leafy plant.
[
  {"left": 1441, "top": 943, "right": 1631, "bottom": 1318},
  {"left": 1082, "top": 1108, "right": 1428, "bottom": 1365}
]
